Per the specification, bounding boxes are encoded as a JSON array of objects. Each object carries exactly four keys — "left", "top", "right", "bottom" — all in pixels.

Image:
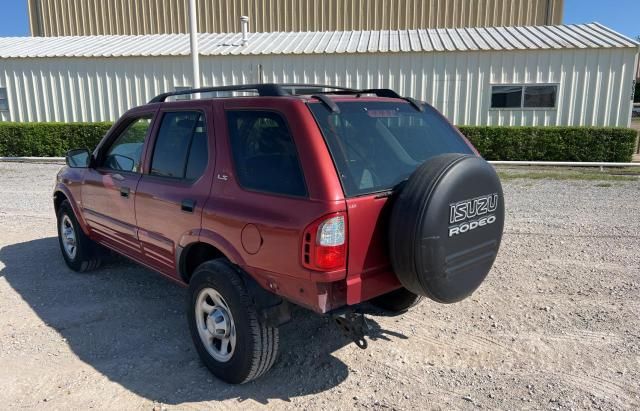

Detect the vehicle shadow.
[{"left": 0, "top": 237, "right": 406, "bottom": 405}]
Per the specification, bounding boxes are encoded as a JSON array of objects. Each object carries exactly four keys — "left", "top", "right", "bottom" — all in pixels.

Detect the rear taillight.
[{"left": 302, "top": 213, "right": 347, "bottom": 271}]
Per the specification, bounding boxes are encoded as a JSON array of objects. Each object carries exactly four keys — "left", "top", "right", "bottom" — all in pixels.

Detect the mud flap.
[{"left": 235, "top": 266, "right": 292, "bottom": 327}]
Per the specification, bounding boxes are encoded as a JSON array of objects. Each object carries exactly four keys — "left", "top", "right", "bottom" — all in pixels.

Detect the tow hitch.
[{"left": 332, "top": 311, "right": 370, "bottom": 349}]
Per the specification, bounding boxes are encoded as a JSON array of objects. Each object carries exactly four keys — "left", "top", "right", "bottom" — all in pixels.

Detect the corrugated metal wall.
[
  {"left": 0, "top": 47, "right": 635, "bottom": 126},
  {"left": 28, "top": 0, "right": 563, "bottom": 36}
]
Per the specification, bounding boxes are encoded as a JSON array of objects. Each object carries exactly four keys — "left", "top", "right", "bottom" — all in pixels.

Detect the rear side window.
[
  {"left": 309, "top": 102, "right": 473, "bottom": 196},
  {"left": 226, "top": 111, "right": 307, "bottom": 197},
  {"left": 150, "top": 111, "right": 208, "bottom": 180}
]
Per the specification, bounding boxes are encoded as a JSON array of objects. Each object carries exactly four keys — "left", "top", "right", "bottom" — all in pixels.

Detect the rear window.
[{"left": 309, "top": 101, "right": 473, "bottom": 196}]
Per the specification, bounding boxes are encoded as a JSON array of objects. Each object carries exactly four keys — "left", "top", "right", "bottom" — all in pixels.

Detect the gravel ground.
[{"left": 0, "top": 162, "right": 639, "bottom": 410}]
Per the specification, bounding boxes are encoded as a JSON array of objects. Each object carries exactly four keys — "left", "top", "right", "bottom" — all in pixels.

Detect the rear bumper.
[
  {"left": 246, "top": 266, "right": 402, "bottom": 314},
  {"left": 346, "top": 269, "right": 401, "bottom": 306}
]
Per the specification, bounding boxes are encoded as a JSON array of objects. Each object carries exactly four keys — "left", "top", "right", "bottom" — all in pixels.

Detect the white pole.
[{"left": 188, "top": 0, "right": 200, "bottom": 91}]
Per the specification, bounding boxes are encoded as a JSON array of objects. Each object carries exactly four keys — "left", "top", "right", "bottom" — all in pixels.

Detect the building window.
[
  {"left": 491, "top": 85, "right": 557, "bottom": 109},
  {"left": 523, "top": 85, "right": 557, "bottom": 108},
  {"left": 174, "top": 86, "right": 192, "bottom": 101},
  {"left": 0, "top": 88, "right": 8, "bottom": 112},
  {"left": 491, "top": 86, "right": 522, "bottom": 108}
]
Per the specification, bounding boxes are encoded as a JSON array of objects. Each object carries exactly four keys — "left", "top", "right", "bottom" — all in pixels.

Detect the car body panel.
[
  {"left": 54, "top": 168, "right": 90, "bottom": 235},
  {"left": 344, "top": 194, "right": 402, "bottom": 305},
  {"left": 80, "top": 107, "right": 158, "bottom": 259},
  {"left": 55, "top": 93, "right": 463, "bottom": 314},
  {"left": 82, "top": 169, "right": 142, "bottom": 257},
  {"left": 134, "top": 104, "right": 216, "bottom": 279},
  {"left": 197, "top": 99, "right": 347, "bottom": 311}
]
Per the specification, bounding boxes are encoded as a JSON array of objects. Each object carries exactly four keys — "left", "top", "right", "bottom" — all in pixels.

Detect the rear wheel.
[
  {"left": 56, "top": 200, "right": 101, "bottom": 272},
  {"left": 187, "top": 259, "right": 279, "bottom": 384},
  {"left": 370, "top": 287, "right": 423, "bottom": 312}
]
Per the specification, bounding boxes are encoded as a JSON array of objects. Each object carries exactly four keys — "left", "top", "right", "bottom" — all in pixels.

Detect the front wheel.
[
  {"left": 187, "top": 259, "right": 279, "bottom": 384},
  {"left": 56, "top": 200, "right": 101, "bottom": 272}
]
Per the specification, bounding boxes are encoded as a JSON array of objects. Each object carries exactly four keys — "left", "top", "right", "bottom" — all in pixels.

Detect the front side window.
[
  {"left": 309, "top": 102, "right": 474, "bottom": 197},
  {"left": 103, "top": 116, "right": 152, "bottom": 172},
  {"left": 226, "top": 111, "right": 307, "bottom": 197},
  {"left": 150, "top": 111, "right": 208, "bottom": 180},
  {"left": 0, "top": 87, "right": 8, "bottom": 111},
  {"left": 491, "top": 85, "right": 557, "bottom": 109}
]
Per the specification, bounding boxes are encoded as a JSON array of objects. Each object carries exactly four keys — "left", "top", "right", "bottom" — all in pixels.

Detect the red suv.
[{"left": 55, "top": 84, "right": 504, "bottom": 384}]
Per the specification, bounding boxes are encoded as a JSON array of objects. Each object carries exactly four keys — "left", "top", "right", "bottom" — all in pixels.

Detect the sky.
[{"left": 0, "top": 0, "right": 638, "bottom": 39}]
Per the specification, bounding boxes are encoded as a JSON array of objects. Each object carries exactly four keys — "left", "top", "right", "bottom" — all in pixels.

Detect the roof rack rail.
[
  {"left": 150, "top": 83, "right": 360, "bottom": 103},
  {"left": 311, "top": 94, "right": 341, "bottom": 113},
  {"left": 149, "top": 83, "right": 424, "bottom": 111},
  {"left": 149, "top": 84, "right": 289, "bottom": 103},
  {"left": 279, "top": 83, "right": 359, "bottom": 93}
]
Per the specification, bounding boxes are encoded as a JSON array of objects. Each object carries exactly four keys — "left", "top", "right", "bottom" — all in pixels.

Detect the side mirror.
[{"left": 66, "top": 148, "right": 91, "bottom": 168}]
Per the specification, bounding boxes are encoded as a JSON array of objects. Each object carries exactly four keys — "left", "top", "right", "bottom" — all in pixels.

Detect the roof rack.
[
  {"left": 148, "top": 83, "right": 424, "bottom": 111},
  {"left": 149, "top": 84, "right": 289, "bottom": 103}
]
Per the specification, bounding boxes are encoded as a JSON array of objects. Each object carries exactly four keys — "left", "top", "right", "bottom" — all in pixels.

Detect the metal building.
[
  {"left": 0, "top": 23, "right": 637, "bottom": 127},
  {"left": 28, "top": 0, "right": 564, "bottom": 36}
]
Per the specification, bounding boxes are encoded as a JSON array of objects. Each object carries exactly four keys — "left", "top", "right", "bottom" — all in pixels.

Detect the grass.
[{"left": 496, "top": 168, "right": 639, "bottom": 182}]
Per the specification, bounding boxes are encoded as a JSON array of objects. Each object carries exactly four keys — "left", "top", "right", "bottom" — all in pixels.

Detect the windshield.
[{"left": 309, "top": 101, "right": 474, "bottom": 197}]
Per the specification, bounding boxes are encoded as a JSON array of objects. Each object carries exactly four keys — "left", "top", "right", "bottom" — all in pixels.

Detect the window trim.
[
  {"left": 489, "top": 83, "right": 559, "bottom": 110},
  {"left": 225, "top": 108, "right": 309, "bottom": 199},
  {"left": 0, "top": 87, "right": 9, "bottom": 112},
  {"left": 146, "top": 109, "right": 209, "bottom": 184}
]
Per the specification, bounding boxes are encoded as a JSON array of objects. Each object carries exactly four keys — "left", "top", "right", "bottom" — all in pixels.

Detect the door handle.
[
  {"left": 181, "top": 199, "right": 196, "bottom": 213},
  {"left": 120, "top": 187, "right": 130, "bottom": 198},
  {"left": 112, "top": 173, "right": 125, "bottom": 181}
]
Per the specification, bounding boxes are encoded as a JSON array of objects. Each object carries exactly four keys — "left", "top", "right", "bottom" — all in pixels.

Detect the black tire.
[
  {"left": 187, "top": 259, "right": 279, "bottom": 384},
  {"left": 370, "top": 287, "right": 424, "bottom": 312},
  {"left": 389, "top": 153, "right": 504, "bottom": 303},
  {"left": 56, "top": 200, "right": 102, "bottom": 272}
]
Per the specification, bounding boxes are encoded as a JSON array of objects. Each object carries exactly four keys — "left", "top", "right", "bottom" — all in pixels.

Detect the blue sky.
[{"left": 0, "top": 0, "right": 638, "bottom": 38}]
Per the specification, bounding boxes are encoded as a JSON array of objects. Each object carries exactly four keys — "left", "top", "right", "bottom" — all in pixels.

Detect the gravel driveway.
[{"left": 0, "top": 163, "right": 639, "bottom": 410}]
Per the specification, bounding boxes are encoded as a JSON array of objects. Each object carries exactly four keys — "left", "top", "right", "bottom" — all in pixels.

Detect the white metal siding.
[
  {"left": 0, "top": 47, "right": 636, "bottom": 126},
  {"left": 3, "top": 23, "right": 635, "bottom": 58}
]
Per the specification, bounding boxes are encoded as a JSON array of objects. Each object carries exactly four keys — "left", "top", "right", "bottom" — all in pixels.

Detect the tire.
[
  {"left": 187, "top": 259, "right": 279, "bottom": 384},
  {"left": 57, "top": 200, "right": 102, "bottom": 272},
  {"left": 370, "top": 287, "right": 424, "bottom": 312},
  {"left": 389, "top": 153, "right": 504, "bottom": 303}
]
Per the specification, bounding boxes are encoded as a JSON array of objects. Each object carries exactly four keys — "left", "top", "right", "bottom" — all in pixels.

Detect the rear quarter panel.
[{"left": 201, "top": 98, "right": 347, "bottom": 311}]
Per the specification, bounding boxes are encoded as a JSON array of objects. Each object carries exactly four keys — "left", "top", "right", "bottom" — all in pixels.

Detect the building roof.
[{"left": 0, "top": 23, "right": 637, "bottom": 59}]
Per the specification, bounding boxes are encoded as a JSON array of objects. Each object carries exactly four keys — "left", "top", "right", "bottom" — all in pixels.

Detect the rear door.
[
  {"left": 82, "top": 113, "right": 155, "bottom": 259},
  {"left": 134, "top": 106, "right": 214, "bottom": 277},
  {"left": 307, "top": 100, "right": 475, "bottom": 304}
]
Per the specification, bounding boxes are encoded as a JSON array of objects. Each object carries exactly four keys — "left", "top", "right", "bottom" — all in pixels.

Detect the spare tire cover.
[{"left": 389, "top": 153, "right": 504, "bottom": 303}]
